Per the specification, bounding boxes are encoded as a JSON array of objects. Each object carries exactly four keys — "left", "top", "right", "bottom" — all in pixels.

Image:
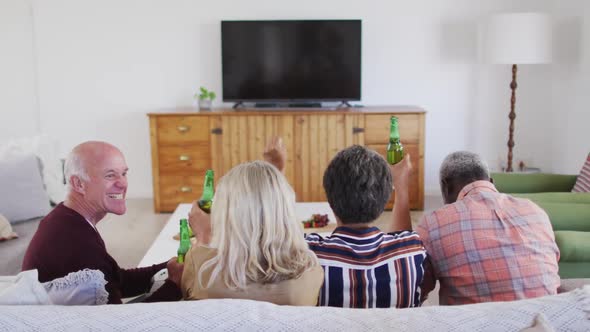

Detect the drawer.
[
  {"left": 157, "top": 116, "right": 210, "bottom": 144},
  {"left": 367, "top": 143, "right": 420, "bottom": 208},
  {"left": 364, "top": 114, "right": 420, "bottom": 145},
  {"left": 158, "top": 174, "right": 206, "bottom": 212},
  {"left": 158, "top": 144, "right": 210, "bottom": 173}
]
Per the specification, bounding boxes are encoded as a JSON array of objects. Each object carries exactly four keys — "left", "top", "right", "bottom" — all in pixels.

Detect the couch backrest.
[
  {"left": 492, "top": 173, "right": 578, "bottom": 193},
  {"left": 0, "top": 286, "right": 588, "bottom": 331}
]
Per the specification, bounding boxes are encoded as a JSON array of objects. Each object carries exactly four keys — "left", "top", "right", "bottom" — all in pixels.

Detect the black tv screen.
[{"left": 221, "top": 20, "right": 361, "bottom": 103}]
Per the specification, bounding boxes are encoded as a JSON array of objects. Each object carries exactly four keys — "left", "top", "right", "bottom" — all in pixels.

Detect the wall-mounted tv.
[{"left": 221, "top": 20, "right": 361, "bottom": 105}]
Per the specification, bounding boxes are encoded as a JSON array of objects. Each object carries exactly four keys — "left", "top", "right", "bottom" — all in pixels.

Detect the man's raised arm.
[
  {"left": 263, "top": 136, "right": 287, "bottom": 173},
  {"left": 388, "top": 154, "right": 413, "bottom": 232}
]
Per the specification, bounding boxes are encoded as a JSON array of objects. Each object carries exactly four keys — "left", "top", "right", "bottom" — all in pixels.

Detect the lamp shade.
[{"left": 483, "top": 13, "right": 553, "bottom": 64}]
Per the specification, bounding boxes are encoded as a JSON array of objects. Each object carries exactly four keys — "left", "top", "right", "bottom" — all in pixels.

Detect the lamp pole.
[
  {"left": 484, "top": 13, "right": 552, "bottom": 173},
  {"left": 506, "top": 64, "right": 517, "bottom": 172}
]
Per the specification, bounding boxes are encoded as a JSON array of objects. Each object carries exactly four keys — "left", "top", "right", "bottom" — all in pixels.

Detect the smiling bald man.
[{"left": 23, "top": 141, "right": 183, "bottom": 304}]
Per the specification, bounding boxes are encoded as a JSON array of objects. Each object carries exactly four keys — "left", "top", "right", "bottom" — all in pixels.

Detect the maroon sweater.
[{"left": 22, "top": 203, "right": 181, "bottom": 304}]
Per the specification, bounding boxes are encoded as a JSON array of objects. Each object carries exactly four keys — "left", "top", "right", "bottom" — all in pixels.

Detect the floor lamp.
[{"left": 483, "top": 13, "right": 552, "bottom": 172}]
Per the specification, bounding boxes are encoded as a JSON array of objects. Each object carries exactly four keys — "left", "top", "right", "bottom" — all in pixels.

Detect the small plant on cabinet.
[{"left": 195, "top": 86, "right": 216, "bottom": 110}]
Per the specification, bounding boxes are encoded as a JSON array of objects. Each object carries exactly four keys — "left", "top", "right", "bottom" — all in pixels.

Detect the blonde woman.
[{"left": 181, "top": 161, "right": 323, "bottom": 305}]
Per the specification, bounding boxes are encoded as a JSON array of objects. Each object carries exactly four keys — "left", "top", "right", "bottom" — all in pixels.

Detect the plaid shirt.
[
  {"left": 416, "top": 181, "right": 560, "bottom": 305},
  {"left": 306, "top": 227, "right": 427, "bottom": 308}
]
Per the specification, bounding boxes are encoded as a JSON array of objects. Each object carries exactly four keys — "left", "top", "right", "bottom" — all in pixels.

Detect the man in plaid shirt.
[{"left": 417, "top": 151, "right": 560, "bottom": 305}]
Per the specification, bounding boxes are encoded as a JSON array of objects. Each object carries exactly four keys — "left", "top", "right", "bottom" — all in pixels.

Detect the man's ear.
[
  {"left": 70, "top": 175, "right": 86, "bottom": 194},
  {"left": 440, "top": 178, "right": 449, "bottom": 196},
  {"left": 441, "top": 178, "right": 459, "bottom": 204}
]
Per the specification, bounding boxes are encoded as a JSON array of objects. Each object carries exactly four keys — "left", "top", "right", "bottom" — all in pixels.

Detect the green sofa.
[{"left": 492, "top": 173, "right": 590, "bottom": 278}]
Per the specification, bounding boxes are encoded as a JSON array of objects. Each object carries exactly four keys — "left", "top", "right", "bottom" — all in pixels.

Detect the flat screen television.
[{"left": 221, "top": 20, "right": 361, "bottom": 105}]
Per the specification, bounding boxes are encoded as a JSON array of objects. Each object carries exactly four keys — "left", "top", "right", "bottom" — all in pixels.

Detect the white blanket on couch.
[
  {"left": 0, "top": 270, "right": 50, "bottom": 305},
  {"left": 0, "top": 286, "right": 588, "bottom": 331}
]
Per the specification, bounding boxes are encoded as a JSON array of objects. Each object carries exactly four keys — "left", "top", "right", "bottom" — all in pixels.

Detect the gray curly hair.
[{"left": 439, "top": 151, "right": 490, "bottom": 185}]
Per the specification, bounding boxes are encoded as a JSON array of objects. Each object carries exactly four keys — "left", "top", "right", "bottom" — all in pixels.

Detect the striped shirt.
[
  {"left": 416, "top": 181, "right": 560, "bottom": 305},
  {"left": 306, "top": 226, "right": 427, "bottom": 308}
]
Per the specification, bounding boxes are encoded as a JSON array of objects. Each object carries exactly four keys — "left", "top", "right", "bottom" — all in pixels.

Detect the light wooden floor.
[
  {"left": 96, "top": 199, "right": 169, "bottom": 268},
  {"left": 98, "top": 195, "right": 444, "bottom": 268}
]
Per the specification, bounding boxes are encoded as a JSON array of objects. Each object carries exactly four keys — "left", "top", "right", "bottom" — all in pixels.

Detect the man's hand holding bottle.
[{"left": 166, "top": 257, "right": 184, "bottom": 286}]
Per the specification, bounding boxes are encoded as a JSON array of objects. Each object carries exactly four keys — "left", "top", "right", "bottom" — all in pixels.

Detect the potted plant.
[{"left": 195, "top": 86, "right": 216, "bottom": 110}]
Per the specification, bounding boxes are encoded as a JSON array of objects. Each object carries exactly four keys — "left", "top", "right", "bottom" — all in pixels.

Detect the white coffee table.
[{"left": 138, "top": 202, "right": 336, "bottom": 267}]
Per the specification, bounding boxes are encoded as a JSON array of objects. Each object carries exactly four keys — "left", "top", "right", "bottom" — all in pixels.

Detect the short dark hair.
[{"left": 323, "top": 145, "right": 392, "bottom": 224}]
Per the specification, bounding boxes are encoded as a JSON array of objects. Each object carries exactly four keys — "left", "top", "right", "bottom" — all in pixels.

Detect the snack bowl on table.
[{"left": 302, "top": 214, "right": 330, "bottom": 228}]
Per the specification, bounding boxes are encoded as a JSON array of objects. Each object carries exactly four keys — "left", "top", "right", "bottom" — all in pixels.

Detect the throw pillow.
[
  {"left": 0, "top": 213, "right": 18, "bottom": 241},
  {"left": 42, "top": 269, "right": 109, "bottom": 305},
  {"left": 0, "top": 135, "right": 66, "bottom": 204},
  {"left": 0, "top": 154, "right": 51, "bottom": 223},
  {"left": 572, "top": 153, "right": 590, "bottom": 192}
]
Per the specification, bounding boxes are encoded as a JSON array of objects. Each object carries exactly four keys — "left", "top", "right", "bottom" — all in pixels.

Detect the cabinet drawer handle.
[
  {"left": 352, "top": 127, "right": 365, "bottom": 134},
  {"left": 179, "top": 155, "right": 190, "bottom": 161},
  {"left": 177, "top": 125, "right": 191, "bottom": 133},
  {"left": 180, "top": 186, "right": 192, "bottom": 193}
]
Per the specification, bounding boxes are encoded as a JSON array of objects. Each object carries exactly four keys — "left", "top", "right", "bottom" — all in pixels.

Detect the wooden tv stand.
[{"left": 147, "top": 106, "right": 426, "bottom": 213}]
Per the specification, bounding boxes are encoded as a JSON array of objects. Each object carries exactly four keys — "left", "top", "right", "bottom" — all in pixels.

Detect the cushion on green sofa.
[
  {"left": 512, "top": 192, "right": 590, "bottom": 204},
  {"left": 492, "top": 173, "right": 577, "bottom": 193},
  {"left": 558, "top": 261, "right": 590, "bottom": 279},
  {"left": 514, "top": 201, "right": 590, "bottom": 232},
  {"left": 554, "top": 231, "right": 590, "bottom": 262}
]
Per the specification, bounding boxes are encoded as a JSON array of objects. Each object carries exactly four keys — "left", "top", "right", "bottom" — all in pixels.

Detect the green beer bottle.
[
  {"left": 387, "top": 116, "right": 404, "bottom": 165},
  {"left": 177, "top": 218, "right": 191, "bottom": 263},
  {"left": 198, "top": 169, "right": 214, "bottom": 213},
  {"left": 186, "top": 169, "right": 215, "bottom": 238}
]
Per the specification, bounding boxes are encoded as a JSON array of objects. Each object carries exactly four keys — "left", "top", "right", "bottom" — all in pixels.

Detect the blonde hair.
[{"left": 199, "top": 160, "right": 318, "bottom": 290}]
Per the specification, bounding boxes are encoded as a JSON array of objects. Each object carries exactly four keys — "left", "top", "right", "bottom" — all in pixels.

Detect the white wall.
[
  {"left": 549, "top": 0, "right": 590, "bottom": 174},
  {"left": 0, "top": 0, "right": 39, "bottom": 137},
  {"left": 3, "top": 0, "right": 573, "bottom": 199}
]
